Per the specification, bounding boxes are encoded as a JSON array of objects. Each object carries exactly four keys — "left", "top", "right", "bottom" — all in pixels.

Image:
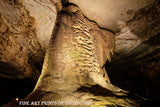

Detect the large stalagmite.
[
  {"left": 34, "top": 4, "right": 116, "bottom": 91},
  {"left": 29, "top": 3, "right": 115, "bottom": 98},
  {"left": 10, "top": 4, "right": 137, "bottom": 107},
  {"left": 0, "top": 0, "right": 160, "bottom": 106}
]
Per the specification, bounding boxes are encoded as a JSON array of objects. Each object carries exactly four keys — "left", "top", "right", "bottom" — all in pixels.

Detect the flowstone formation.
[
  {"left": 4, "top": 4, "right": 140, "bottom": 107},
  {"left": 33, "top": 4, "right": 116, "bottom": 94},
  {"left": 0, "top": 0, "right": 159, "bottom": 106}
]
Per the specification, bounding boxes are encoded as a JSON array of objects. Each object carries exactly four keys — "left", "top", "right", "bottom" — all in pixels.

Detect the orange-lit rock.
[{"left": 0, "top": 0, "right": 160, "bottom": 106}]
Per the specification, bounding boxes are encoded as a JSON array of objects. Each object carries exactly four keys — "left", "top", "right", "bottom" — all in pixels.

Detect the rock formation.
[
  {"left": 0, "top": 0, "right": 45, "bottom": 81},
  {"left": 0, "top": 0, "right": 160, "bottom": 107},
  {"left": 20, "top": 4, "right": 134, "bottom": 107}
]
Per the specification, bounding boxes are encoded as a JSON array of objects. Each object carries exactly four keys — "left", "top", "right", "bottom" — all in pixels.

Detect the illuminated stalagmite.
[
  {"left": 19, "top": 4, "right": 136, "bottom": 107},
  {"left": 34, "top": 4, "right": 116, "bottom": 94},
  {"left": 34, "top": 4, "right": 115, "bottom": 91},
  {"left": 1, "top": 0, "right": 160, "bottom": 106}
]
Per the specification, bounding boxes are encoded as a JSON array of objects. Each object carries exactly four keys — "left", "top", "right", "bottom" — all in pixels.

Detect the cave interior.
[{"left": 0, "top": 0, "right": 160, "bottom": 106}]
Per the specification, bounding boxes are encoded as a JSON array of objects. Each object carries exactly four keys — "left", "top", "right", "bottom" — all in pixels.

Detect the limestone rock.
[
  {"left": 0, "top": 0, "right": 46, "bottom": 81},
  {"left": 18, "top": 4, "right": 139, "bottom": 107},
  {"left": 22, "top": 0, "right": 62, "bottom": 48},
  {"left": 70, "top": 0, "right": 155, "bottom": 32},
  {"left": 115, "top": 1, "right": 160, "bottom": 55},
  {"left": 0, "top": 0, "right": 59, "bottom": 105},
  {"left": 0, "top": 0, "right": 160, "bottom": 106},
  {"left": 107, "top": 1, "right": 160, "bottom": 105}
]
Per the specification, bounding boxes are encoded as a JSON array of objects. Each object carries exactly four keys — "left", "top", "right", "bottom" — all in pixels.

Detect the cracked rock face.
[{"left": 0, "top": 0, "right": 45, "bottom": 81}]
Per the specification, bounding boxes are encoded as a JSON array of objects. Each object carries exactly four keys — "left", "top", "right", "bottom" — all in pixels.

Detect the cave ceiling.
[{"left": 70, "top": 0, "right": 155, "bottom": 32}]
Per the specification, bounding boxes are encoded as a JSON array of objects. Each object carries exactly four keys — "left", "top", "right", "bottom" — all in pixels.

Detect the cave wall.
[
  {"left": 70, "top": 0, "right": 155, "bottom": 32},
  {"left": 107, "top": 0, "right": 160, "bottom": 103},
  {"left": 0, "top": 0, "right": 44, "bottom": 81},
  {"left": 0, "top": 0, "right": 62, "bottom": 81},
  {"left": 22, "top": 0, "right": 62, "bottom": 47},
  {"left": 0, "top": 0, "right": 58, "bottom": 104}
]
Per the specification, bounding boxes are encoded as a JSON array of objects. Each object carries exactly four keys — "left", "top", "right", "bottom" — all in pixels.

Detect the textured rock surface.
[
  {"left": 0, "top": 0, "right": 57, "bottom": 104},
  {"left": 33, "top": 4, "right": 116, "bottom": 92},
  {"left": 115, "top": 0, "right": 160, "bottom": 55},
  {"left": 107, "top": 1, "right": 160, "bottom": 106},
  {"left": 0, "top": 0, "right": 160, "bottom": 106},
  {"left": 70, "top": 0, "right": 156, "bottom": 32},
  {"left": 0, "top": 0, "right": 45, "bottom": 80},
  {"left": 22, "top": 0, "right": 62, "bottom": 48},
  {"left": 4, "top": 4, "right": 139, "bottom": 107},
  {"left": 0, "top": 0, "right": 61, "bottom": 82}
]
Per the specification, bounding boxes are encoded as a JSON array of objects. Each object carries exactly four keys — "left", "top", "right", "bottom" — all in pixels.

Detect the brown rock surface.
[
  {"left": 0, "top": 0, "right": 45, "bottom": 81},
  {"left": 0, "top": 0, "right": 160, "bottom": 106},
  {"left": 8, "top": 4, "right": 139, "bottom": 107},
  {"left": 0, "top": 0, "right": 46, "bottom": 104},
  {"left": 107, "top": 1, "right": 160, "bottom": 106},
  {"left": 22, "top": 0, "right": 62, "bottom": 47},
  {"left": 70, "top": 0, "right": 156, "bottom": 32}
]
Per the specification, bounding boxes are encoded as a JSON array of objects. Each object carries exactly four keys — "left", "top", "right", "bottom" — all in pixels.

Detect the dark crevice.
[
  {"left": 76, "top": 85, "right": 115, "bottom": 97},
  {"left": 0, "top": 77, "right": 35, "bottom": 106},
  {"left": 106, "top": 32, "right": 160, "bottom": 106}
]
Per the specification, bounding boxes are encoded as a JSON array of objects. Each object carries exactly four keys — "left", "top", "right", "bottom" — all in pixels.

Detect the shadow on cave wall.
[
  {"left": 106, "top": 32, "right": 160, "bottom": 106},
  {"left": 0, "top": 62, "right": 36, "bottom": 106}
]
